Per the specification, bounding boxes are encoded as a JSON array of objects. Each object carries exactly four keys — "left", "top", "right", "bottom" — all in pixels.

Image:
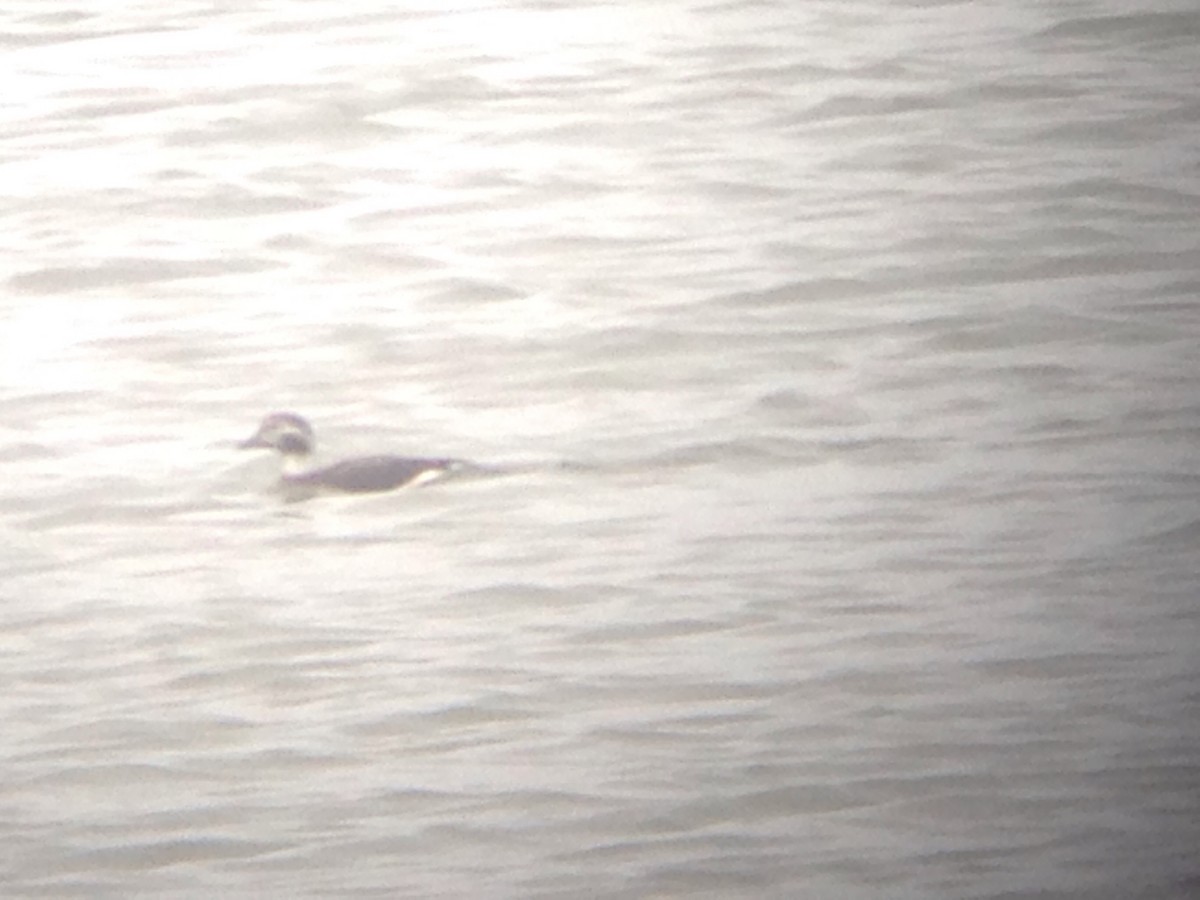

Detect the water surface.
[{"left": 2, "top": 1, "right": 1198, "bottom": 897}]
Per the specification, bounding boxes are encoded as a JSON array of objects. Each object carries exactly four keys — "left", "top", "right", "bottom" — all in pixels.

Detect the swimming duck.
[{"left": 239, "top": 412, "right": 464, "bottom": 498}]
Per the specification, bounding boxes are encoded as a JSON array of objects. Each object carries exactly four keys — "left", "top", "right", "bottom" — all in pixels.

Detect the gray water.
[{"left": 2, "top": 1, "right": 1198, "bottom": 897}]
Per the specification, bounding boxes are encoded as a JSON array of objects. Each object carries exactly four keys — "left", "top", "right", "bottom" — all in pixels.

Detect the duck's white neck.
[{"left": 280, "top": 453, "right": 316, "bottom": 478}]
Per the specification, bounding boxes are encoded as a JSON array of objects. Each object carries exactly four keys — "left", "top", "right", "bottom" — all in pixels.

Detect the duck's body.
[{"left": 239, "top": 412, "right": 463, "bottom": 499}]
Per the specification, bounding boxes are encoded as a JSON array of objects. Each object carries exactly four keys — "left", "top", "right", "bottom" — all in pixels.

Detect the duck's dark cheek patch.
[{"left": 279, "top": 434, "right": 311, "bottom": 455}]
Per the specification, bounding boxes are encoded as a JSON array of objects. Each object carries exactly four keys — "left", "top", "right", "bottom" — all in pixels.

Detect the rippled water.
[{"left": 3, "top": 1, "right": 1198, "bottom": 897}]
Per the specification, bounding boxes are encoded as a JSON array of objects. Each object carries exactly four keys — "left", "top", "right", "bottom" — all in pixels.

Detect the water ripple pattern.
[{"left": 2, "top": 1, "right": 1198, "bottom": 897}]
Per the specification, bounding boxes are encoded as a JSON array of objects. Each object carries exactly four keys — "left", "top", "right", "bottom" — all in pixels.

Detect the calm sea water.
[{"left": 2, "top": 1, "right": 1198, "bottom": 897}]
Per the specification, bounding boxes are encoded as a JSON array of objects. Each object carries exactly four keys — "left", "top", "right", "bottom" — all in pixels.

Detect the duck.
[{"left": 239, "top": 412, "right": 465, "bottom": 499}]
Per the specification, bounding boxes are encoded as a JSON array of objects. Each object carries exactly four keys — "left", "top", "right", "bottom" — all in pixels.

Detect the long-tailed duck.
[{"left": 239, "top": 412, "right": 464, "bottom": 499}]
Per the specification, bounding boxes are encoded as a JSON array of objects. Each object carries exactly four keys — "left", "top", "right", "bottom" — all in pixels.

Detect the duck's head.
[{"left": 239, "top": 412, "right": 315, "bottom": 457}]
